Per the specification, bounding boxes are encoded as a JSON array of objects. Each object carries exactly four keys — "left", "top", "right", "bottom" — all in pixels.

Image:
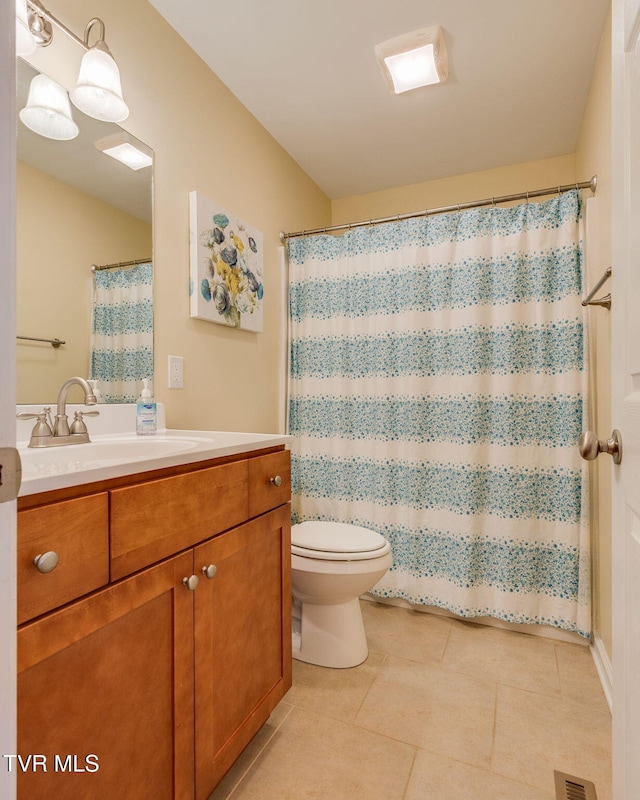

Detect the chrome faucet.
[
  {"left": 17, "top": 376, "right": 100, "bottom": 448},
  {"left": 53, "top": 376, "right": 98, "bottom": 436}
]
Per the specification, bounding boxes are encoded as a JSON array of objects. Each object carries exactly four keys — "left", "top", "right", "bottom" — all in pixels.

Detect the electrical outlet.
[{"left": 168, "top": 355, "right": 184, "bottom": 389}]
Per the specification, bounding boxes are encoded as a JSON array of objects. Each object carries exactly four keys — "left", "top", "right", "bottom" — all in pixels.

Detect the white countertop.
[{"left": 16, "top": 404, "right": 290, "bottom": 497}]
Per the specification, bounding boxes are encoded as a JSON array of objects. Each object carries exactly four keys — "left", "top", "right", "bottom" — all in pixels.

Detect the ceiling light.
[
  {"left": 15, "top": 0, "right": 36, "bottom": 56},
  {"left": 95, "top": 132, "right": 153, "bottom": 170},
  {"left": 375, "top": 26, "right": 448, "bottom": 95},
  {"left": 19, "top": 73, "right": 79, "bottom": 140}
]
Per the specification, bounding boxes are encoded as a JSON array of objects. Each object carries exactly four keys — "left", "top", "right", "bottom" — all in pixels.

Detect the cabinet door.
[
  {"left": 194, "top": 504, "right": 291, "bottom": 799},
  {"left": 17, "top": 551, "right": 195, "bottom": 800}
]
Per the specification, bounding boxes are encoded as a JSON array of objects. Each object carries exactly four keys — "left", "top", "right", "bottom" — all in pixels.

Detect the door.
[
  {"left": 0, "top": 6, "right": 18, "bottom": 800},
  {"left": 193, "top": 505, "right": 292, "bottom": 798},
  {"left": 611, "top": 2, "right": 640, "bottom": 797},
  {"left": 17, "top": 552, "right": 195, "bottom": 800}
]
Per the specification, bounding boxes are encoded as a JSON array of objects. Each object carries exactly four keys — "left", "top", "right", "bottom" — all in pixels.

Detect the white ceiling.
[{"left": 149, "top": 0, "right": 610, "bottom": 200}]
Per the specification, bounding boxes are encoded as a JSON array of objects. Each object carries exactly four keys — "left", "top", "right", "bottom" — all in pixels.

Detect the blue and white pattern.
[
  {"left": 288, "top": 191, "right": 590, "bottom": 638},
  {"left": 90, "top": 262, "right": 154, "bottom": 403}
]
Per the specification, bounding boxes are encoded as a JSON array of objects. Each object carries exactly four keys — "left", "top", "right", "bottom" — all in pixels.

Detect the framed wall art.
[{"left": 189, "top": 191, "right": 264, "bottom": 332}]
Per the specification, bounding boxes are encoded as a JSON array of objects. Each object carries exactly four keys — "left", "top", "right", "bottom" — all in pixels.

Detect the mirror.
[{"left": 16, "top": 58, "right": 153, "bottom": 404}]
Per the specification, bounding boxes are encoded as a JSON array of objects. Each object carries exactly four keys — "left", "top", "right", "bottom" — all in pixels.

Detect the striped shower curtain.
[
  {"left": 288, "top": 191, "right": 590, "bottom": 638},
  {"left": 90, "top": 262, "right": 154, "bottom": 403}
]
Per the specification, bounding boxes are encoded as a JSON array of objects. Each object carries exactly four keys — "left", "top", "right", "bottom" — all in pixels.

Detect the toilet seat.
[{"left": 292, "top": 521, "right": 391, "bottom": 562}]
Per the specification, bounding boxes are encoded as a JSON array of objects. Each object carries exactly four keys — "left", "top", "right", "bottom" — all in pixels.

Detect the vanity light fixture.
[
  {"left": 69, "top": 18, "right": 129, "bottom": 123},
  {"left": 375, "top": 26, "right": 448, "bottom": 95},
  {"left": 18, "top": 0, "right": 129, "bottom": 123},
  {"left": 95, "top": 132, "right": 153, "bottom": 171},
  {"left": 19, "top": 73, "right": 79, "bottom": 140},
  {"left": 16, "top": 0, "right": 36, "bottom": 56}
]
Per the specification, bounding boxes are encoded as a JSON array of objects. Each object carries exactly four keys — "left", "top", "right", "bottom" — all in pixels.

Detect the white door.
[
  {"left": 0, "top": 4, "right": 17, "bottom": 800},
  {"left": 611, "top": 2, "right": 640, "bottom": 798}
]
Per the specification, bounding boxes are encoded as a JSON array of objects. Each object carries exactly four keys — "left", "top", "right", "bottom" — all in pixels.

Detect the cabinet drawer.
[
  {"left": 17, "top": 494, "right": 109, "bottom": 625},
  {"left": 111, "top": 459, "right": 249, "bottom": 580},
  {"left": 248, "top": 450, "right": 291, "bottom": 518}
]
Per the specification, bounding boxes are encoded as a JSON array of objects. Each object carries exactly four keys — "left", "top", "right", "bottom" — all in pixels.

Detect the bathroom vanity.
[{"left": 15, "top": 421, "right": 291, "bottom": 800}]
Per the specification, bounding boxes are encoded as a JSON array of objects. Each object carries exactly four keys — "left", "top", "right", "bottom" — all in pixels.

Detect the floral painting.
[{"left": 189, "top": 191, "right": 264, "bottom": 332}]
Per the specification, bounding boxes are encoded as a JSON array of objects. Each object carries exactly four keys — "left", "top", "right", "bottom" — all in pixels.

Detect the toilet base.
[{"left": 292, "top": 596, "right": 368, "bottom": 669}]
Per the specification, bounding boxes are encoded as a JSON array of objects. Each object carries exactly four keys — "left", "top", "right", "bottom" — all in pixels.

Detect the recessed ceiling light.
[
  {"left": 95, "top": 132, "right": 153, "bottom": 170},
  {"left": 375, "top": 26, "right": 448, "bottom": 95}
]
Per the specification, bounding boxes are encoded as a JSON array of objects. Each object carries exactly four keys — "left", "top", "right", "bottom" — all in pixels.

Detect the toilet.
[{"left": 291, "top": 521, "right": 392, "bottom": 668}]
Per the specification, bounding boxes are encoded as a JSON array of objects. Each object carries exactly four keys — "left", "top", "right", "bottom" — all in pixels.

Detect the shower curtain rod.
[
  {"left": 91, "top": 257, "right": 152, "bottom": 271},
  {"left": 279, "top": 175, "right": 597, "bottom": 242}
]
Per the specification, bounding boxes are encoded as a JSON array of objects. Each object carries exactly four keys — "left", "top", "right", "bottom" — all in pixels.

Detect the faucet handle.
[
  {"left": 70, "top": 409, "right": 100, "bottom": 435},
  {"left": 17, "top": 407, "right": 53, "bottom": 443}
]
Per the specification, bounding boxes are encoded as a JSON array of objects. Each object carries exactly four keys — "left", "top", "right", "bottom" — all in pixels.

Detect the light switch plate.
[{"left": 168, "top": 355, "right": 184, "bottom": 389}]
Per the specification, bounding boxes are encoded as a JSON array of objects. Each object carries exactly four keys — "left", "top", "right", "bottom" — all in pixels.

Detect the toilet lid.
[{"left": 292, "top": 521, "right": 388, "bottom": 555}]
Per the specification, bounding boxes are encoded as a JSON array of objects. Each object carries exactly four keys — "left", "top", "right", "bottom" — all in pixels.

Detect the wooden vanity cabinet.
[{"left": 16, "top": 447, "right": 292, "bottom": 800}]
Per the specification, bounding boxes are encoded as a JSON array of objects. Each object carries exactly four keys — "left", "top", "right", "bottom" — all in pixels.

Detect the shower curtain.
[
  {"left": 287, "top": 191, "right": 590, "bottom": 638},
  {"left": 90, "top": 262, "right": 154, "bottom": 403}
]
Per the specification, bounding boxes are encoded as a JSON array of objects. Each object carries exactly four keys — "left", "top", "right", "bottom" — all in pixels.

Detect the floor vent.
[{"left": 554, "top": 770, "right": 598, "bottom": 800}]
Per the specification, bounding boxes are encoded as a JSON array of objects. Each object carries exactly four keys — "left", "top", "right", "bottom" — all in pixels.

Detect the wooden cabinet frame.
[{"left": 17, "top": 447, "right": 292, "bottom": 800}]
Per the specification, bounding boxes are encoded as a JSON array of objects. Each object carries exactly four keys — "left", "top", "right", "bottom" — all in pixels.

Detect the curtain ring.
[
  {"left": 491, "top": 197, "right": 496, "bottom": 208},
  {"left": 526, "top": 191, "right": 529, "bottom": 204},
  {"left": 557, "top": 186, "right": 561, "bottom": 195}
]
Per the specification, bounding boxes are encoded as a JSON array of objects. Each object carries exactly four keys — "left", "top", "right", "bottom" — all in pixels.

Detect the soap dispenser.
[{"left": 136, "top": 379, "right": 157, "bottom": 435}]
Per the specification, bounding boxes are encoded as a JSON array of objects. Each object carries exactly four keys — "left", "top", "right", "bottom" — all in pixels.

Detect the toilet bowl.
[{"left": 291, "top": 521, "right": 392, "bottom": 668}]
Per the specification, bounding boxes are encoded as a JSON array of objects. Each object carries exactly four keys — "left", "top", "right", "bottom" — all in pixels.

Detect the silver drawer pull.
[
  {"left": 33, "top": 551, "right": 59, "bottom": 574},
  {"left": 201, "top": 564, "right": 217, "bottom": 580},
  {"left": 270, "top": 475, "right": 282, "bottom": 487},
  {"left": 182, "top": 575, "right": 199, "bottom": 591}
]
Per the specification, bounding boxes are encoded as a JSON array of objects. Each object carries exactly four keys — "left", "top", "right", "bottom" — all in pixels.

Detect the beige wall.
[
  {"left": 16, "top": 161, "right": 151, "bottom": 403},
  {"left": 332, "top": 154, "right": 577, "bottom": 226},
  {"left": 576, "top": 12, "right": 612, "bottom": 662},
  {"left": 24, "top": 0, "right": 331, "bottom": 433}
]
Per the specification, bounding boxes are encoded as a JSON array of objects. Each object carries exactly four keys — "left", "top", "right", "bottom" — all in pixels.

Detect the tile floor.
[{"left": 210, "top": 600, "right": 612, "bottom": 800}]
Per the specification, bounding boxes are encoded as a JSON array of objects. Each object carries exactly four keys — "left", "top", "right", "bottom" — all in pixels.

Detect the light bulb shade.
[
  {"left": 375, "top": 26, "right": 448, "bottom": 95},
  {"left": 70, "top": 47, "right": 129, "bottom": 122},
  {"left": 19, "top": 74, "right": 79, "bottom": 141},
  {"left": 16, "top": 0, "right": 36, "bottom": 56}
]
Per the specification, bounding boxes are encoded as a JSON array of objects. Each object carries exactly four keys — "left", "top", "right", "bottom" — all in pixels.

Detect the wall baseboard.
[{"left": 590, "top": 633, "right": 613, "bottom": 713}]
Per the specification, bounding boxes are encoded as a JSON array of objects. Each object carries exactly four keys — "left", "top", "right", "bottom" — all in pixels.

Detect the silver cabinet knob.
[
  {"left": 201, "top": 564, "right": 217, "bottom": 580},
  {"left": 270, "top": 475, "right": 282, "bottom": 487},
  {"left": 182, "top": 574, "right": 199, "bottom": 591},
  {"left": 578, "top": 429, "right": 622, "bottom": 465},
  {"left": 33, "top": 551, "right": 59, "bottom": 574}
]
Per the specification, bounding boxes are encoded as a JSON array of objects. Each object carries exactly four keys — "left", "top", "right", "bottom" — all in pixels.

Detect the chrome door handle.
[{"left": 578, "top": 429, "right": 622, "bottom": 465}]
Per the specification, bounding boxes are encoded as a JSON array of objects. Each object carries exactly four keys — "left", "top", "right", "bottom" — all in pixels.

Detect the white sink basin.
[
  {"left": 19, "top": 435, "right": 209, "bottom": 477},
  {"left": 16, "top": 421, "right": 291, "bottom": 496}
]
